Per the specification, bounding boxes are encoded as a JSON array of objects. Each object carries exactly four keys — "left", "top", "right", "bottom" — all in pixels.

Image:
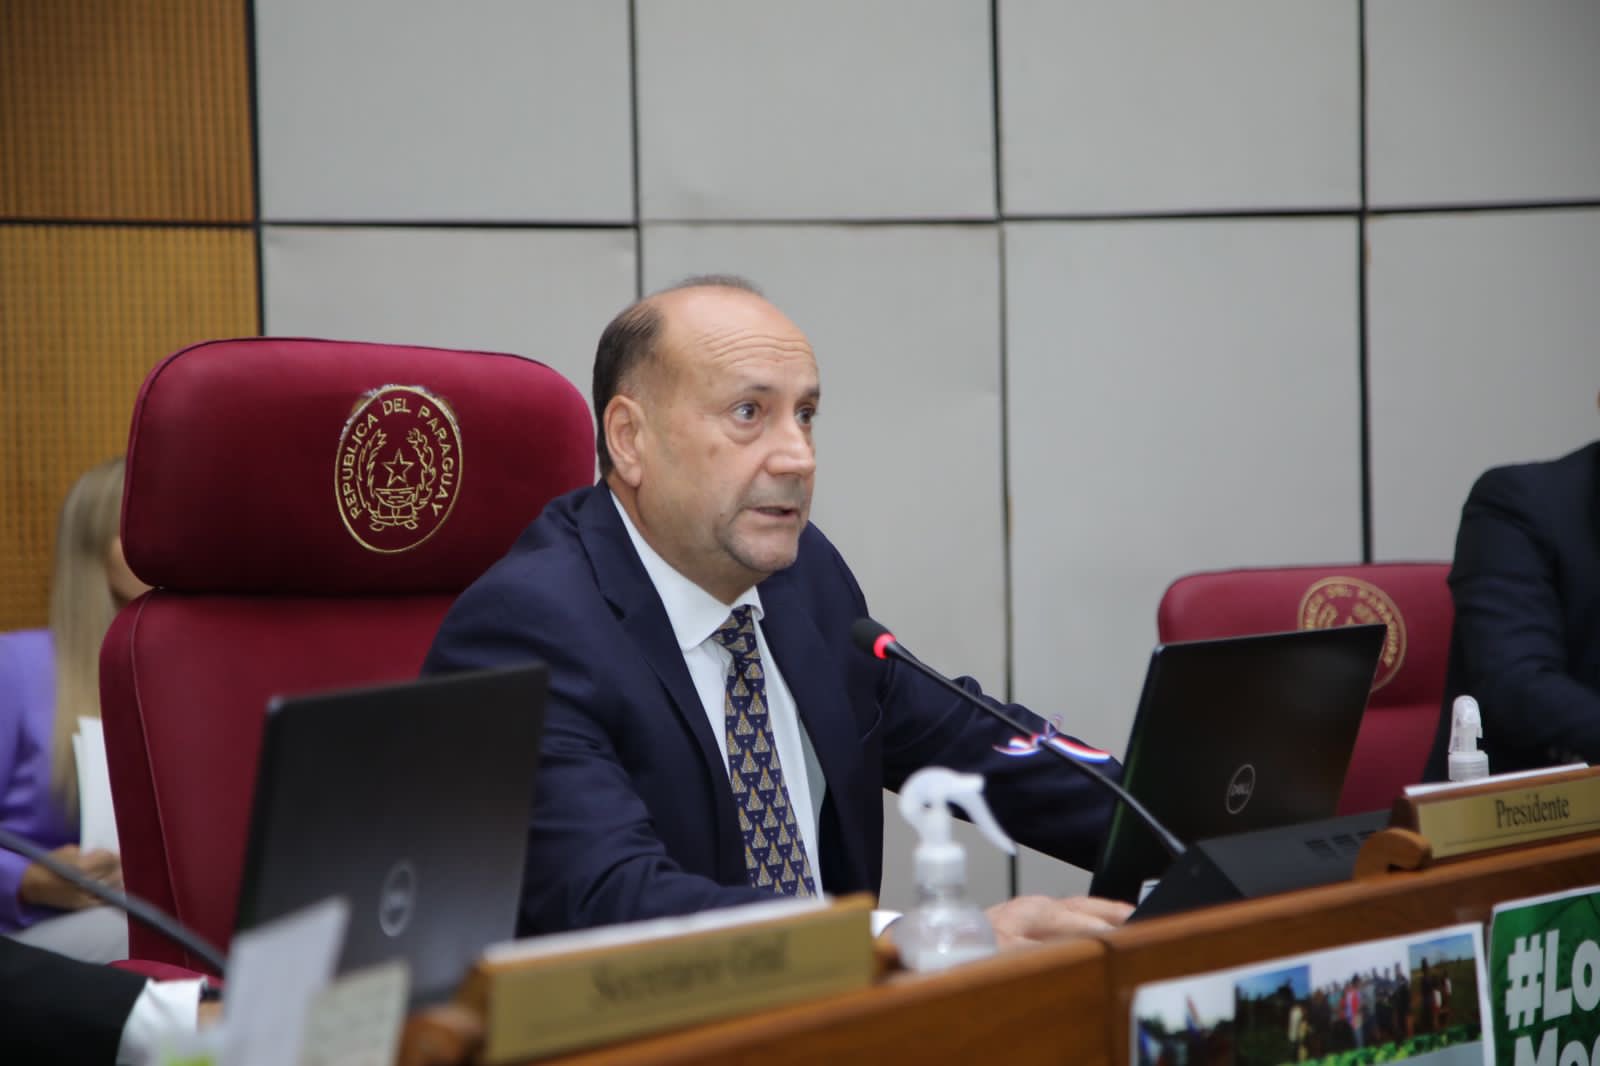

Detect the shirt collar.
[{"left": 611, "top": 490, "right": 763, "bottom": 652}]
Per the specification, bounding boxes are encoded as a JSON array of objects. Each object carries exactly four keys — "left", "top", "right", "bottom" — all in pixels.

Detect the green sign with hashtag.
[{"left": 1490, "top": 885, "right": 1600, "bottom": 1066}]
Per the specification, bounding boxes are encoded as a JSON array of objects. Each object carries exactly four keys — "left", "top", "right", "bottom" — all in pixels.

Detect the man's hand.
[
  {"left": 18, "top": 845, "right": 123, "bottom": 910},
  {"left": 985, "top": 895, "right": 1133, "bottom": 949}
]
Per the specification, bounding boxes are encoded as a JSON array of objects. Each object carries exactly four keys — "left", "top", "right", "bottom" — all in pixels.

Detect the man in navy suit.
[
  {"left": 425, "top": 276, "right": 1130, "bottom": 941},
  {"left": 1428, "top": 436, "right": 1600, "bottom": 775}
]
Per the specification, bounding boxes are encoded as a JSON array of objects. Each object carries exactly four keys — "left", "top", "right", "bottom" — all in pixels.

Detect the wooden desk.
[
  {"left": 410, "top": 831, "right": 1600, "bottom": 1065},
  {"left": 542, "top": 936, "right": 1107, "bottom": 1066}
]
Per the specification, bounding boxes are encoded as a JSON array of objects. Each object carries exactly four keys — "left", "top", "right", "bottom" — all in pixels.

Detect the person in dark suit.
[
  {"left": 0, "top": 936, "right": 204, "bottom": 1064},
  {"left": 425, "top": 275, "right": 1130, "bottom": 942},
  {"left": 1427, "top": 438, "right": 1600, "bottom": 775}
]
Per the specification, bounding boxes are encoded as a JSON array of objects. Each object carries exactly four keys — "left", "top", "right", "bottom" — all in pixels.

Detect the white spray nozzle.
[
  {"left": 1447, "top": 695, "right": 1489, "bottom": 782},
  {"left": 1449, "top": 695, "right": 1482, "bottom": 752},
  {"left": 900, "top": 768, "right": 1016, "bottom": 888}
]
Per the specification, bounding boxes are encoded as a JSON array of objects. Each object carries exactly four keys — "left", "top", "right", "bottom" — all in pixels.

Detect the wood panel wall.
[{"left": 0, "top": 0, "right": 257, "bottom": 630}]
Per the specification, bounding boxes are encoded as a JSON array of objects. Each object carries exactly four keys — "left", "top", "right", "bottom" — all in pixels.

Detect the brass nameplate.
[
  {"left": 458, "top": 895, "right": 875, "bottom": 1063},
  {"left": 1396, "top": 765, "right": 1600, "bottom": 860}
]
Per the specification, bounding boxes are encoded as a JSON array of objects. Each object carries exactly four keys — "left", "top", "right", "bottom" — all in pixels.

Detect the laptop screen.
[
  {"left": 233, "top": 664, "right": 547, "bottom": 1005},
  {"left": 1089, "top": 625, "right": 1385, "bottom": 904}
]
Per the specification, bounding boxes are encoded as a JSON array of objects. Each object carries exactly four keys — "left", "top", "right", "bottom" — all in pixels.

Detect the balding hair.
[{"left": 591, "top": 274, "right": 765, "bottom": 476}]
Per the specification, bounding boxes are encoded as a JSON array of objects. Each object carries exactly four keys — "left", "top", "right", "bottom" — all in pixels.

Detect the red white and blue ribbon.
[{"left": 994, "top": 729, "right": 1114, "bottom": 763}]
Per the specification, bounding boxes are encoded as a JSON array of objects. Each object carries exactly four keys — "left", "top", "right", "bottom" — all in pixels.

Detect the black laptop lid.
[
  {"left": 1089, "top": 625, "right": 1384, "bottom": 904},
  {"left": 233, "top": 664, "right": 547, "bottom": 1004}
]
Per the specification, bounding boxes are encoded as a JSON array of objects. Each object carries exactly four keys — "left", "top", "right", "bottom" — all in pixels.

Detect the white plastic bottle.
[
  {"left": 893, "top": 767, "right": 1017, "bottom": 973},
  {"left": 1447, "top": 695, "right": 1489, "bottom": 783}
]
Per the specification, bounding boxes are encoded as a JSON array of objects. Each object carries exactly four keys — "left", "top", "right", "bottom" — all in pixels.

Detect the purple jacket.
[{"left": 0, "top": 629, "right": 77, "bottom": 932}]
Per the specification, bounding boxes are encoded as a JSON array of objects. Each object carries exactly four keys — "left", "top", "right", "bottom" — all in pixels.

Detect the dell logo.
[
  {"left": 378, "top": 861, "right": 417, "bottom": 938},
  {"left": 1225, "top": 764, "right": 1256, "bottom": 814}
]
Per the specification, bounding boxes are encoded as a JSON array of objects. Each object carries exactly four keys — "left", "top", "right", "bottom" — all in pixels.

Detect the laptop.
[
  {"left": 1088, "top": 625, "right": 1385, "bottom": 905},
  {"left": 233, "top": 664, "right": 547, "bottom": 1005}
]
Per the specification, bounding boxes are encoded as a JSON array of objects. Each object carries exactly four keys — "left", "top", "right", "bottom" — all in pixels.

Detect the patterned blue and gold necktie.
[{"left": 711, "top": 606, "right": 816, "bottom": 897}]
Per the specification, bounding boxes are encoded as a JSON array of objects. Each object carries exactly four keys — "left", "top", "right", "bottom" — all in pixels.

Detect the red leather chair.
[
  {"left": 100, "top": 337, "right": 594, "bottom": 972},
  {"left": 1156, "top": 563, "right": 1451, "bottom": 815}
]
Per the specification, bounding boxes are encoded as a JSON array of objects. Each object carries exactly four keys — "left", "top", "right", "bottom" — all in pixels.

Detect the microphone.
[
  {"left": 0, "top": 825, "right": 228, "bottom": 974},
  {"left": 851, "top": 617, "right": 1186, "bottom": 860}
]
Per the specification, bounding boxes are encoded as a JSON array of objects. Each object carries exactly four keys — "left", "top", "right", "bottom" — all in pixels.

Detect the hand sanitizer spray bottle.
[
  {"left": 1447, "top": 695, "right": 1489, "bottom": 783},
  {"left": 894, "top": 767, "right": 1016, "bottom": 973}
]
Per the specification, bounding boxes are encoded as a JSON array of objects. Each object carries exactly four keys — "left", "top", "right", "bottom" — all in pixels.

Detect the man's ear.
[{"left": 604, "top": 395, "right": 646, "bottom": 488}]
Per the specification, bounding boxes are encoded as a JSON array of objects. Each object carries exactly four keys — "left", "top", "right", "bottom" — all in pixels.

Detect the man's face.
[{"left": 628, "top": 289, "right": 819, "bottom": 602}]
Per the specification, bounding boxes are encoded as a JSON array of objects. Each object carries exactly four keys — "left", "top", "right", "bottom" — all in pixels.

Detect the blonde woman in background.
[{"left": 0, "top": 457, "right": 148, "bottom": 962}]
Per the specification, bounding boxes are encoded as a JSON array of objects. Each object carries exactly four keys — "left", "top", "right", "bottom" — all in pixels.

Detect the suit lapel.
[
  {"left": 757, "top": 570, "right": 871, "bottom": 888},
  {"left": 1587, "top": 442, "right": 1600, "bottom": 543},
  {"left": 578, "top": 488, "right": 741, "bottom": 873}
]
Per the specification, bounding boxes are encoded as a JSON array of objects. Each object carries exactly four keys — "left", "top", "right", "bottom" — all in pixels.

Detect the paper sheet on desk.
[
  {"left": 224, "top": 897, "right": 350, "bottom": 1066},
  {"left": 73, "top": 716, "right": 120, "bottom": 854},
  {"left": 299, "top": 960, "right": 409, "bottom": 1066}
]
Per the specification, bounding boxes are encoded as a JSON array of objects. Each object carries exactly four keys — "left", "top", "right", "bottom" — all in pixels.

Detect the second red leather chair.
[{"left": 1157, "top": 563, "right": 1451, "bottom": 815}]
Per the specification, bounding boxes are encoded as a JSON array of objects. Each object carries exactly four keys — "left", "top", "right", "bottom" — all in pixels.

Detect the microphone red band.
[{"left": 871, "top": 632, "right": 896, "bottom": 660}]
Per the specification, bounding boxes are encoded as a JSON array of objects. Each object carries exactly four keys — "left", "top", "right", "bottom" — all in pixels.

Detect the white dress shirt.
[
  {"left": 612, "top": 495, "right": 827, "bottom": 892},
  {"left": 118, "top": 977, "right": 202, "bottom": 1064}
]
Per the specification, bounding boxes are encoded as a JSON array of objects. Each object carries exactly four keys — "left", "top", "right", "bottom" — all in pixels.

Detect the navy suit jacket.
[
  {"left": 0, "top": 937, "right": 146, "bottom": 1065},
  {"left": 424, "top": 484, "right": 1118, "bottom": 934},
  {"left": 1425, "top": 441, "right": 1600, "bottom": 776}
]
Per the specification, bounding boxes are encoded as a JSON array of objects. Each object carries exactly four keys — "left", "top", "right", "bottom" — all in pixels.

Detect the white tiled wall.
[
  {"left": 635, "top": 0, "right": 995, "bottom": 221},
  {"left": 1367, "top": 1, "right": 1600, "bottom": 208},
  {"left": 1000, "top": 1, "right": 1360, "bottom": 214},
  {"left": 253, "top": 1, "right": 1599, "bottom": 909},
  {"left": 256, "top": 0, "right": 634, "bottom": 222},
  {"left": 262, "top": 226, "right": 636, "bottom": 398},
  {"left": 1368, "top": 209, "right": 1600, "bottom": 559},
  {"left": 1005, "top": 217, "right": 1363, "bottom": 895}
]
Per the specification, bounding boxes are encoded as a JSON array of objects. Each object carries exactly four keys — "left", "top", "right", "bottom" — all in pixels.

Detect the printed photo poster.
[
  {"left": 1132, "top": 922, "right": 1490, "bottom": 1066},
  {"left": 1488, "top": 884, "right": 1600, "bottom": 1066}
]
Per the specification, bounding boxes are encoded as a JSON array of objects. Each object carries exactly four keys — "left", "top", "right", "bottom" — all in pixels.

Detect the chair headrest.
[
  {"left": 123, "top": 337, "right": 595, "bottom": 594},
  {"left": 1158, "top": 562, "right": 1452, "bottom": 703}
]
